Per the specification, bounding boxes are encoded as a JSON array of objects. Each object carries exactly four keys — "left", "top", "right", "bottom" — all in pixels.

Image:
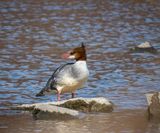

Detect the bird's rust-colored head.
[{"left": 62, "top": 43, "right": 87, "bottom": 61}]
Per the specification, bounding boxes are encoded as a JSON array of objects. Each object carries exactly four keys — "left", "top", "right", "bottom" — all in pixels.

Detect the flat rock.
[
  {"left": 145, "top": 92, "right": 160, "bottom": 120},
  {"left": 13, "top": 97, "right": 113, "bottom": 119},
  {"left": 130, "top": 41, "right": 157, "bottom": 53},
  {"left": 32, "top": 104, "right": 84, "bottom": 119},
  {"left": 137, "top": 41, "right": 152, "bottom": 48}
]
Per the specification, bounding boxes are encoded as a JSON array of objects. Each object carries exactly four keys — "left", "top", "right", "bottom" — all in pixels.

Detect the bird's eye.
[{"left": 70, "top": 51, "right": 75, "bottom": 55}]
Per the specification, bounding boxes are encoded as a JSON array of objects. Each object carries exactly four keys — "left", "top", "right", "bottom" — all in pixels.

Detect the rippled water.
[{"left": 0, "top": 0, "right": 160, "bottom": 132}]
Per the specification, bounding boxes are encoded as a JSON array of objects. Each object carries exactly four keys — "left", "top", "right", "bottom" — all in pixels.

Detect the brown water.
[
  {"left": 0, "top": 0, "right": 160, "bottom": 132},
  {"left": 0, "top": 109, "right": 159, "bottom": 133}
]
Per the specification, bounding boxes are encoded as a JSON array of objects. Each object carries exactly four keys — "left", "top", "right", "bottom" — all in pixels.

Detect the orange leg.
[{"left": 57, "top": 91, "right": 60, "bottom": 101}]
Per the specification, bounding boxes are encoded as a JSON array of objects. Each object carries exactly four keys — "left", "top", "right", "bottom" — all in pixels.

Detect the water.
[{"left": 0, "top": 0, "right": 160, "bottom": 132}]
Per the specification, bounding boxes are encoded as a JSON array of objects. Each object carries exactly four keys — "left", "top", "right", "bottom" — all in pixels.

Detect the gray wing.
[
  {"left": 52, "top": 63, "right": 75, "bottom": 87},
  {"left": 36, "top": 63, "right": 74, "bottom": 96}
]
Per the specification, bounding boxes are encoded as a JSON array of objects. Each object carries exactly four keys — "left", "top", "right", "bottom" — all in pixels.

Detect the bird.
[{"left": 36, "top": 43, "right": 89, "bottom": 101}]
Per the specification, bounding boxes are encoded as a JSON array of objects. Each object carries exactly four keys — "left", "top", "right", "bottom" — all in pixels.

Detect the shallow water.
[
  {"left": 0, "top": 0, "right": 160, "bottom": 132},
  {"left": 1, "top": 109, "right": 160, "bottom": 133}
]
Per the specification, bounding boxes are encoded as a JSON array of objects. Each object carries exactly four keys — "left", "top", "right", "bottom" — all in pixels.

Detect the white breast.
[
  {"left": 73, "top": 61, "right": 89, "bottom": 80},
  {"left": 57, "top": 61, "right": 89, "bottom": 94}
]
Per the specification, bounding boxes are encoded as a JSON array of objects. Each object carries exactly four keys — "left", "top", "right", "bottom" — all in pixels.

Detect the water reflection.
[{"left": 1, "top": 109, "right": 159, "bottom": 133}]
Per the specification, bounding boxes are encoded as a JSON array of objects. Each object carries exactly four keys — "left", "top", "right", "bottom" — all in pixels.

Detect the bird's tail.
[
  {"left": 36, "top": 87, "right": 46, "bottom": 97},
  {"left": 36, "top": 76, "right": 57, "bottom": 97},
  {"left": 36, "top": 86, "right": 57, "bottom": 97}
]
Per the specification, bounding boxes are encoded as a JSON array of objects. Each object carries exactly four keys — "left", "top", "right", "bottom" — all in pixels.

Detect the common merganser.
[{"left": 36, "top": 43, "right": 89, "bottom": 101}]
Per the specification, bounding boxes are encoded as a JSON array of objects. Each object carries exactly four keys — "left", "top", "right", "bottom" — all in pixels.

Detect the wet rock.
[
  {"left": 130, "top": 42, "right": 157, "bottom": 53},
  {"left": 13, "top": 97, "right": 113, "bottom": 119},
  {"left": 146, "top": 92, "right": 160, "bottom": 120}
]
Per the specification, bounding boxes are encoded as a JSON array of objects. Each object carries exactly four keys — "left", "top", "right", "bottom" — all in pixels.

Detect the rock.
[
  {"left": 32, "top": 104, "right": 84, "bottom": 119},
  {"left": 145, "top": 92, "right": 160, "bottom": 120},
  {"left": 137, "top": 41, "right": 152, "bottom": 48},
  {"left": 12, "top": 97, "right": 113, "bottom": 119},
  {"left": 130, "top": 41, "right": 157, "bottom": 53}
]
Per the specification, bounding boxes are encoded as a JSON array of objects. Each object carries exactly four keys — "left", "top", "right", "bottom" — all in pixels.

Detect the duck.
[{"left": 36, "top": 43, "right": 89, "bottom": 101}]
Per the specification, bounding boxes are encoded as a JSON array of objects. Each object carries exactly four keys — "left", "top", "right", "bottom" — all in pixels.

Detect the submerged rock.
[
  {"left": 130, "top": 42, "right": 157, "bottom": 53},
  {"left": 13, "top": 97, "right": 113, "bottom": 119},
  {"left": 146, "top": 92, "right": 160, "bottom": 120}
]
